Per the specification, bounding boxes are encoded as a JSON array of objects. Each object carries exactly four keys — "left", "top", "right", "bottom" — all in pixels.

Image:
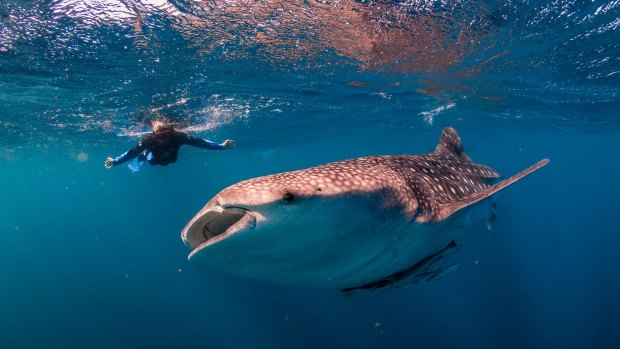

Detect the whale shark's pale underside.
[{"left": 182, "top": 127, "right": 548, "bottom": 291}]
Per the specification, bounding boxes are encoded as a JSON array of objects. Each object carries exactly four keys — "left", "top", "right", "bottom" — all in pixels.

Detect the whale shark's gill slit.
[{"left": 203, "top": 208, "right": 247, "bottom": 240}]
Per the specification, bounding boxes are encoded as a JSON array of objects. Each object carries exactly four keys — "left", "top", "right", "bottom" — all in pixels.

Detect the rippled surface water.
[{"left": 1, "top": 1, "right": 619, "bottom": 348}]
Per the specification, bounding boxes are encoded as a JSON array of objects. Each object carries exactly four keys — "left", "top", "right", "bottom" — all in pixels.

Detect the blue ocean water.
[{"left": 1, "top": 1, "right": 619, "bottom": 348}]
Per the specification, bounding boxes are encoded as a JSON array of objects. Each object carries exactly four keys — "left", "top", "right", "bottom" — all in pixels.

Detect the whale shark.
[{"left": 181, "top": 127, "right": 548, "bottom": 290}]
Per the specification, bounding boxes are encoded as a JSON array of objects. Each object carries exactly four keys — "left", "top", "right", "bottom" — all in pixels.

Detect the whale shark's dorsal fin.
[{"left": 433, "top": 127, "right": 471, "bottom": 161}]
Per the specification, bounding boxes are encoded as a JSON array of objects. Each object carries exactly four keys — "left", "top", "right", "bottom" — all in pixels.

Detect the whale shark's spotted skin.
[
  {"left": 182, "top": 127, "right": 548, "bottom": 290},
  {"left": 204, "top": 128, "right": 502, "bottom": 222}
]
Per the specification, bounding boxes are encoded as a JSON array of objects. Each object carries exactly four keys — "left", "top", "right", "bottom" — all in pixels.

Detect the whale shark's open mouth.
[{"left": 182, "top": 206, "right": 256, "bottom": 257}]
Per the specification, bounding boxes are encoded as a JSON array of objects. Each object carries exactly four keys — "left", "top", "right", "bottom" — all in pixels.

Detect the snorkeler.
[{"left": 105, "top": 119, "right": 234, "bottom": 171}]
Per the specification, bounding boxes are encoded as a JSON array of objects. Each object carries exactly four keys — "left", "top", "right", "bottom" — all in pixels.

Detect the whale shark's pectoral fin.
[
  {"left": 341, "top": 240, "right": 459, "bottom": 293},
  {"left": 433, "top": 159, "right": 549, "bottom": 222}
]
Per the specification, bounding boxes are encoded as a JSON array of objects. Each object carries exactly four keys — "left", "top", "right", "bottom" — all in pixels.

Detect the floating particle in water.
[
  {"left": 102, "top": 120, "right": 114, "bottom": 133},
  {"left": 347, "top": 80, "right": 368, "bottom": 87},
  {"left": 374, "top": 322, "right": 384, "bottom": 334},
  {"left": 76, "top": 152, "right": 89, "bottom": 162}
]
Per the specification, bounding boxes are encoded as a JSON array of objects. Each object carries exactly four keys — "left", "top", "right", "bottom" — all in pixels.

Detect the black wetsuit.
[{"left": 111, "top": 129, "right": 224, "bottom": 166}]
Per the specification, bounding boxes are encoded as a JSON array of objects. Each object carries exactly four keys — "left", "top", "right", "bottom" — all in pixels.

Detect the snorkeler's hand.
[
  {"left": 222, "top": 139, "right": 235, "bottom": 149},
  {"left": 104, "top": 157, "right": 115, "bottom": 169}
]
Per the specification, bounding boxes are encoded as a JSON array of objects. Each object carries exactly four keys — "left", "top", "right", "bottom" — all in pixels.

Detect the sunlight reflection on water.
[{"left": 49, "top": 0, "right": 493, "bottom": 71}]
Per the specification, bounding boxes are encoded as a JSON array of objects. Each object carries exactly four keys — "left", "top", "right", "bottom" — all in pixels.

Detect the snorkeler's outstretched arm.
[
  {"left": 105, "top": 143, "right": 146, "bottom": 168},
  {"left": 183, "top": 134, "right": 235, "bottom": 150}
]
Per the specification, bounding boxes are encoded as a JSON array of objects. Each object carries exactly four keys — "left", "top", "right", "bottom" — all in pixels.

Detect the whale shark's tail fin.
[
  {"left": 433, "top": 127, "right": 471, "bottom": 161},
  {"left": 433, "top": 158, "right": 550, "bottom": 221}
]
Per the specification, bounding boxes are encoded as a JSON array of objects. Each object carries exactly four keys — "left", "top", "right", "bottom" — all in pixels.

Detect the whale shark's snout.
[{"left": 182, "top": 202, "right": 257, "bottom": 258}]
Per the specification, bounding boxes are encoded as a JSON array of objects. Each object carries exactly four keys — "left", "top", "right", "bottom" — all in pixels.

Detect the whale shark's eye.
[{"left": 283, "top": 193, "right": 295, "bottom": 202}]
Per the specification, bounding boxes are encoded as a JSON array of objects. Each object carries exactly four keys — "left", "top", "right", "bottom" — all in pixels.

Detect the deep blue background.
[
  {"left": 2, "top": 128, "right": 618, "bottom": 348},
  {"left": 1, "top": 1, "right": 619, "bottom": 348}
]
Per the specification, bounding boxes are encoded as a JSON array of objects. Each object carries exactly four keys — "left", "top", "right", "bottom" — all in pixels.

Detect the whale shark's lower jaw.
[{"left": 183, "top": 206, "right": 256, "bottom": 257}]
